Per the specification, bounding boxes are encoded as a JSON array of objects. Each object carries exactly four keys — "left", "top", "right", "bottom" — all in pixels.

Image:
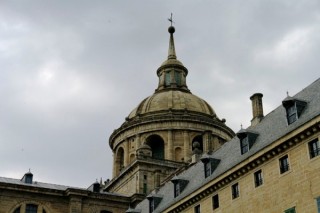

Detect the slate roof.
[
  {"left": 0, "top": 176, "right": 127, "bottom": 197},
  {"left": 135, "top": 78, "right": 320, "bottom": 213}
]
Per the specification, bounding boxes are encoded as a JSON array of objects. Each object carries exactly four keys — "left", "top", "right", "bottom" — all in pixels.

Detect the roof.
[
  {"left": 0, "top": 176, "right": 127, "bottom": 197},
  {"left": 135, "top": 78, "right": 320, "bottom": 212}
]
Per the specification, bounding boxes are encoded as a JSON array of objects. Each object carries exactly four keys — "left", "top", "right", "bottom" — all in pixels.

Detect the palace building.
[{"left": 0, "top": 23, "right": 319, "bottom": 213}]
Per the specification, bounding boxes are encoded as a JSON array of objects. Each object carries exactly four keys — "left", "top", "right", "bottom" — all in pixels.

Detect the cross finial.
[{"left": 168, "top": 13, "right": 174, "bottom": 26}]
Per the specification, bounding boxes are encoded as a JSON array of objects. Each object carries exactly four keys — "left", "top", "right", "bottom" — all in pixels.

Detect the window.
[
  {"left": 282, "top": 98, "right": 307, "bottom": 125},
  {"left": 174, "top": 182, "right": 181, "bottom": 197},
  {"left": 279, "top": 155, "right": 290, "bottom": 174},
  {"left": 316, "top": 197, "right": 320, "bottom": 213},
  {"left": 231, "top": 183, "right": 239, "bottom": 199},
  {"left": 240, "top": 137, "right": 249, "bottom": 154},
  {"left": 254, "top": 170, "right": 263, "bottom": 187},
  {"left": 309, "top": 138, "right": 320, "bottom": 158},
  {"left": 143, "top": 183, "right": 147, "bottom": 194},
  {"left": 165, "top": 72, "right": 171, "bottom": 86},
  {"left": 201, "top": 157, "right": 220, "bottom": 178},
  {"left": 26, "top": 204, "right": 38, "bottom": 213},
  {"left": 284, "top": 207, "right": 296, "bottom": 213},
  {"left": 194, "top": 204, "right": 200, "bottom": 213},
  {"left": 236, "top": 130, "right": 259, "bottom": 155},
  {"left": 171, "top": 178, "right": 189, "bottom": 198},
  {"left": 147, "top": 196, "right": 162, "bottom": 213},
  {"left": 13, "top": 207, "right": 20, "bottom": 213},
  {"left": 174, "top": 71, "right": 181, "bottom": 85},
  {"left": 212, "top": 194, "right": 219, "bottom": 209},
  {"left": 205, "top": 161, "right": 211, "bottom": 178},
  {"left": 149, "top": 199, "right": 155, "bottom": 213}
]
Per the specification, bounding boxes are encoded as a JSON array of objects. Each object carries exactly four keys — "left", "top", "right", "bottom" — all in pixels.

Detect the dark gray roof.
[
  {"left": 0, "top": 176, "right": 128, "bottom": 197},
  {"left": 135, "top": 78, "right": 320, "bottom": 213}
]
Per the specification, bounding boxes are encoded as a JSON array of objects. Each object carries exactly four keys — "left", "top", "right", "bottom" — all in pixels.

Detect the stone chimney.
[{"left": 250, "top": 93, "right": 264, "bottom": 126}]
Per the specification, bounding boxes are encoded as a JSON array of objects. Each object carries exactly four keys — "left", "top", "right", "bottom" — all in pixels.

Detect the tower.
[{"left": 104, "top": 24, "right": 235, "bottom": 200}]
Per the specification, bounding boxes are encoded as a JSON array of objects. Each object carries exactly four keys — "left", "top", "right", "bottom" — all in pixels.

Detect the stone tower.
[{"left": 104, "top": 25, "right": 235, "bottom": 199}]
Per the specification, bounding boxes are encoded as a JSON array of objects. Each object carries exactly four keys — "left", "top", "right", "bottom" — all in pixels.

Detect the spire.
[
  {"left": 167, "top": 13, "right": 177, "bottom": 59},
  {"left": 155, "top": 15, "right": 189, "bottom": 92},
  {"left": 168, "top": 26, "right": 177, "bottom": 59}
]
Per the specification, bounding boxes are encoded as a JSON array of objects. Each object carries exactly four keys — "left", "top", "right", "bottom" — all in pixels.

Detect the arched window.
[
  {"left": 12, "top": 204, "right": 47, "bottom": 213},
  {"left": 115, "top": 147, "right": 125, "bottom": 175},
  {"left": 146, "top": 135, "right": 165, "bottom": 159},
  {"left": 192, "top": 135, "right": 203, "bottom": 153}
]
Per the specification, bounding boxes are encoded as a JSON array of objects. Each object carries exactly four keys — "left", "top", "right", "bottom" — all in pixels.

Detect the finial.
[
  {"left": 168, "top": 13, "right": 175, "bottom": 34},
  {"left": 168, "top": 13, "right": 174, "bottom": 26},
  {"left": 240, "top": 124, "right": 243, "bottom": 129},
  {"left": 286, "top": 91, "right": 289, "bottom": 97}
]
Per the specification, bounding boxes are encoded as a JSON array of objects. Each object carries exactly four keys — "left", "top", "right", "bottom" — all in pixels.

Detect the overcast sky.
[{"left": 1, "top": 1, "right": 319, "bottom": 188}]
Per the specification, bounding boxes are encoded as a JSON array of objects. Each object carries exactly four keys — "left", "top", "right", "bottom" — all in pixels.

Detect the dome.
[{"left": 128, "top": 90, "right": 216, "bottom": 119}]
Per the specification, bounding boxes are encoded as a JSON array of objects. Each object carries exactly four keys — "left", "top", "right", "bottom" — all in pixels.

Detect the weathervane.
[{"left": 168, "top": 13, "right": 174, "bottom": 26}]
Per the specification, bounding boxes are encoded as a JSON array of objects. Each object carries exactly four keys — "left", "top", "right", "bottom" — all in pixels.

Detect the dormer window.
[
  {"left": 171, "top": 177, "right": 189, "bottom": 197},
  {"left": 21, "top": 171, "right": 33, "bottom": 184},
  {"left": 147, "top": 195, "right": 162, "bottom": 213},
  {"left": 282, "top": 97, "right": 307, "bottom": 125},
  {"left": 236, "top": 129, "right": 259, "bottom": 155},
  {"left": 200, "top": 155, "right": 220, "bottom": 178}
]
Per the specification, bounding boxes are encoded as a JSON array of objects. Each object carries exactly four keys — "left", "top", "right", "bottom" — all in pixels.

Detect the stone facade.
[
  {"left": 134, "top": 78, "right": 320, "bottom": 213},
  {"left": 0, "top": 177, "right": 131, "bottom": 213}
]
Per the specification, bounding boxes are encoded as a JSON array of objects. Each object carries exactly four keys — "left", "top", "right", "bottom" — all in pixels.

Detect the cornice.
[{"left": 109, "top": 111, "right": 234, "bottom": 148}]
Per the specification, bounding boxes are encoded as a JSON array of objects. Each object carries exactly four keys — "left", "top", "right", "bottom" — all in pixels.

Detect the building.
[
  {"left": 132, "top": 76, "right": 320, "bottom": 212},
  {"left": 1, "top": 22, "right": 320, "bottom": 213},
  {"left": 0, "top": 171, "right": 131, "bottom": 213},
  {"left": 104, "top": 25, "right": 234, "bottom": 198}
]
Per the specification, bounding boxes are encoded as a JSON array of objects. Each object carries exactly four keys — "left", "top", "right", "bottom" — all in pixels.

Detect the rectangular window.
[
  {"left": 279, "top": 155, "right": 290, "bottom": 174},
  {"left": 26, "top": 204, "right": 38, "bottom": 213},
  {"left": 287, "top": 105, "right": 297, "bottom": 124},
  {"left": 174, "top": 182, "right": 180, "bottom": 197},
  {"left": 317, "top": 197, "right": 320, "bottom": 213},
  {"left": 241, "top": 137, "right": 249, "bottom": 154},
  {"left": 143, "top": 183, "right": 147, "bottom": 194},
  {"left": 194, "top": 204, "right": 200, "bottom": 213},
  {"left": 254, "top": 170, "right": 263, "bottom": 187},
  {"left": 149, "top": 199, "right": 155, "bottom": 213},
  {"left": 165, "top": 72, "right": 171, "bottom": 86},
  {"left": 309, "top": 138, "right": 320, "bottom": 158},
  {"left": 212, "top": 194, "right": 219, "bottom": 209},
  {"left": 205, "top": 162, "right": 211, "bottom": 178},
  {"left": 231, "top": 183, "right": 239, "bottom": 199},
  {"left": 284, "top": 207, "right": 296, "bottom": 213}
]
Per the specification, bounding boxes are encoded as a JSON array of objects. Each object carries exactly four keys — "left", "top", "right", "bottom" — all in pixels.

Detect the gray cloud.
[{"left": 0, "top": 0, "right": 319, "bottom": 187}]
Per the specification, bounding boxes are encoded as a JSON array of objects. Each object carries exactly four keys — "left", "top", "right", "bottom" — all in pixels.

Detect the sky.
[{"left": 0, "top": 0, "right": 319, "bottom": 188}]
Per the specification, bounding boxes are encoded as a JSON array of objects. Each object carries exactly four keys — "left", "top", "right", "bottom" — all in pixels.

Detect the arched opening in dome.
[
  {"left": 146, "top": 135, "right": 165, "bottom": 159},
  {"left": 115, "top": 147, "right": 125, "bottom": 175},
  {"left": 192, "top": 135, "right": 203, "bottom": 153}
]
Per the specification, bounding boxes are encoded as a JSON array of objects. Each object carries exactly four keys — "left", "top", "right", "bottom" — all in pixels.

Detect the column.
[{"left": 168, "top": 130, "right": 173, "bottom": 160}]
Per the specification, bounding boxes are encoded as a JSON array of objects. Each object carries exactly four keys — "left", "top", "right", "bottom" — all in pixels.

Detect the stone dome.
[{"left": 128, "top": 90, "right": 216, "bottom": 119}]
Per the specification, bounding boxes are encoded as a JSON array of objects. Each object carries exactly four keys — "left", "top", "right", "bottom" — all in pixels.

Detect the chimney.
[{"left": 250, "top": 93, "right": 264, "bottom": 126}]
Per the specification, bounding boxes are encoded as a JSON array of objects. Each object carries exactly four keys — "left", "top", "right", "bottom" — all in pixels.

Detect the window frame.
[
  {"left": 212, "top": 194, "right": 219, "bottom": 210},
  {"left": 254, "top": 170, "right": 263, "bottom": 187},
  {"left": 240, "top": 136, "right": 249, "bottom": 154},
  {"left": 279, "top": 155, "right": 290, "bottom": 174},
  {"left": 231, "top": 183, "right": 239, "bottom": 199},
  {"left": 309, "top": 138, "right": 320, "bottom": 159},
  {"left": 194, "top": 204, "right": 201, "bottom": 213}
]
